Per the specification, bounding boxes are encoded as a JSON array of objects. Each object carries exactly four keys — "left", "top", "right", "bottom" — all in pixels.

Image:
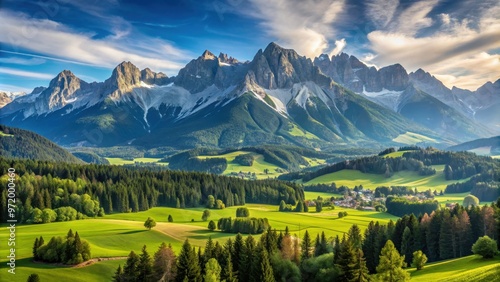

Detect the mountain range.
[{"left": 0, "top": 42, "right": 497, "bottom": 149}]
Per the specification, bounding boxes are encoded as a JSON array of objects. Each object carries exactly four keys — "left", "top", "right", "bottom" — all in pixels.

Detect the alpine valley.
[{"left": 0, "top": 42, "right": 498, "bottom": 150}]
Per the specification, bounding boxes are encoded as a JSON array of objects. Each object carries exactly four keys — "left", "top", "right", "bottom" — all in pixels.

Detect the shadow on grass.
[{"left": 118, "top": 230, "right": 147, "bottom": 235}]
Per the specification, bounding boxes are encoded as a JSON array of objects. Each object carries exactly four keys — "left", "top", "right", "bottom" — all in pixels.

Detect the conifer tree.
[
  {"left": 232, "top": 233, "right": 244, "bottom": 276},
  {"left": 113, "top": 265, "right": 124, "bottom": 282},
  {"left": 376, "top": 240, "right": 410, "bottom": 282},
  {"left": 176, "top": 239, "right": 201, "bottom": 282},
  {"left": 301, "top": 230, "right": 312, "bottom": 260},
  {"left": 138, "top": 245, "right": 153, "bottom": 282},
  {"left": 260, "top": 248, "right": 275, "bottom": 282},
  {"left": 337, "top": 235, "right": 357, "bottom": 281},
  {"left": 123, "top": 251, "right": 140, "bottom": 281},
  {"left": 204, "top": 258, "right": 221, "bottom": 282},
  {"left": 348, "top": 224, "right": 363, "bottom": 249},
  {"left": 350, "top": 249, "right": 370, "bottom": 282},
  {"left": 153, "top": 242, "right": 176, "bottom": 282}
]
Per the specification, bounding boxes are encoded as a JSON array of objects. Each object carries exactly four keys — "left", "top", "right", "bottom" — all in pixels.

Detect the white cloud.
[
  {"left": 365, "top": 0, "right": 500, "bottom": 90},
  {"left": 244, "top": 0, "right": 345, "bottom": 58},
  {"left": 365, "top": 0, "right": 399, "bottom": 29},
  {"left": 329, "top": 39, "right": 347, "bottom": 57},
  {"left": 0, "top": 10, "right": 189, "bottom": 75},
  {"left": 0, "top": 56, "right": 46, "bottom": 65},
  {"left": 0, "top": 67, "right": 53, "bottom": 79}
]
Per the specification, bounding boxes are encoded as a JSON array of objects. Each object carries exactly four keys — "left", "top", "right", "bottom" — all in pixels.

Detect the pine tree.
[
  {"left": 123, "top": 251, "right": 140, "bottom": 281},
  {"left": 204, "top": 258, "right": 221, "bottom": 282},
  {"left": 400, "top": 227, "right": 412, "bottom": 265},
  {"left": 336, "top": 235, "right": 357, "bottom": 281},
  {"left": 333, "top": 235, "right": 341, "bottom": 264},
  {"left": 153, "top": 242, "right": 176, "bottom": 282},
  {"left": 67, "top": 229, "right": 74, "bottom": 239},
  {"left": 239, "top": 235, "right": 255, "bottom": 282},
  {"left": 113, "top": 264, "right": 124, "bottom": 282},
  {"left": 138, "top": 245, "right": 153, "bottom": 282},
  {"left": 301, "top": 230, "right": 312, "bottom": 260},
  {"left": 376, "top": 240, "right": 410, "bottom": 282},
  {"left": 33, "top": 238, "right": 39, "bottom": 259},
  {"left": 232, "top": 233, "right": 244, "bottom": 276},
  {"left": 204, "top": 237, "right": 215, "bottom": 264},
  {"left": 176, "top": 239, "right": 201, "bottom": 282},
  {"left": 439, "top": 211, "right": 454, "bottom": 260},
  {"left": 27, "top": 274, "right": 41, "bottom": 282},
  {"left": 314, "top": 234, "right": 321, "bottom": 257},
  {"left": 258, "top": 248, "right": 274, "bottom": 282},
  {"left": 350, "top": 249, "right": 370, "bottom": 282},
  {"left": 348, "top": 224, "right": 363, "bottom": 249},
  {"left": 222, "top": 251, "right": 235, "bottom": 282}
]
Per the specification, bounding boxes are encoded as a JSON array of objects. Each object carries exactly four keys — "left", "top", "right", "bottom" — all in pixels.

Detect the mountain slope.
[
  {"left": 0, "top": 125, "right": 82, "bottom": 163},
  {"left": 447, "top": 136, "right": 500, "bottom": 155},
  {"left": 314, "top": 53, "right": 495, "bottom": 140},
  {"left": 0, "top": 42, "right": 469, "bottom": 149}
]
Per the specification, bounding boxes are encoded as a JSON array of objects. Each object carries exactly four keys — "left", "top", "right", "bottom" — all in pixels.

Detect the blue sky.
[{"left": 0, "top": 0, "right": 499, "bottom": 92}]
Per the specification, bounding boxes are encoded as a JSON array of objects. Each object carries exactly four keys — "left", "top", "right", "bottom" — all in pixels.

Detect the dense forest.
[
  {"left": 283, "top": 148, "right": 500, "bottom": 201},
  {"left": 112, "top": 199, "right": 500, "bottom": 281},
  {"left": 0, "top": 125, "right": 82, "bottom": 163},
  {"left": 0, "top": 157, "right": 304, "bottom": 223},
  {"left": 165, "top": 145, "right": 335, "bottom": 173}
]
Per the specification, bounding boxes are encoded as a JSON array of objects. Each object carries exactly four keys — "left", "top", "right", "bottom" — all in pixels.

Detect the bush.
[
  {"left": 472, "top": 236, "right": 498, "bottom": 258},
  {"left": 411, "top": 250, "right": 428, "bottom": 270},
  {"left": 236, "top": 207, "right": 250, "bottom": 217},
  {"left": 463, "top": 195, "right": 480, "bottom": 208}
]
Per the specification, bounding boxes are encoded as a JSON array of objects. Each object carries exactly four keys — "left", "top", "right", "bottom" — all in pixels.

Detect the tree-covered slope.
[{"left": 0, "top": 125, "right": 82, "bottom": 163}]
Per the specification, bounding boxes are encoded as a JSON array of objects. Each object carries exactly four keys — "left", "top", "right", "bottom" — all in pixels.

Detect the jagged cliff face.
[
  {"left": 0, "top": 42, "right": 496, "bottom": 148},
  {"left": 314, "top": 53, "right": 409, "bottom": 93},
  {"left": 0, "top": 92, "right": 11, "bottom": 108}
]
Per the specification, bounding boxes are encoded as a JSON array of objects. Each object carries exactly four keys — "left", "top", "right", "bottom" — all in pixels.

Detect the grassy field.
[
  {"left": 287, "top": 124, "right": 320, "bottom": 140},
  {"left": 106, "top": 157, "right": 167, "bottom": 166},
  {"left": 305, "top": 165, "right": 469, "bottom": 192},
  {"left": 1, "top": 258, "right": 125, "bottom": 282},
  {"left": 409, "top": 255, "right": 500, "bottom": 282},
  {"left": 392, "top": 131, "right": 438, "bottom": 145},
  {"left": 0, "top": 201, "right": 398, "bottom": 281},
  {"left": 198, "top": 150, "right": 284, "bottom": 179}
]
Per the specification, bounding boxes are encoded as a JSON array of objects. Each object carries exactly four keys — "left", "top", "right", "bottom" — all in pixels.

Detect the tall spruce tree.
[
  {"left": 153, "top": 242, "right": 176, "bottom": 282},
  {"left": 176, "top": 239, "right": 201, "bottom": 282},
  {"left": 350, "top": 249, "right": 370, "bottom": 282},
  {"left": 138, "top": 245, "right": 153, "bottom": 282},
  {"left": 336, "top": 235, "right": 357, "bottom": 281},
  {"left": 123, "top": 251, "right": 140, "bottom": 281},
  {"left": 376, "top": 240, "right": 410, "bottom": 282},
  {"left": 301, "top": 230, "right": 312, "bottom": 260}
]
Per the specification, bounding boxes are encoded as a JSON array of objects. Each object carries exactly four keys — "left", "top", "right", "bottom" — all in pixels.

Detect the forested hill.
[
  {"left": 0, "top": 157, "right": 304, "bottom": 223},
  {"left": 280, "top": 148, "right": 500, "bottom": 201},
  {"left": 0, "top": 125, "right": 82, "bottom": 163},
  {"left": 447, "top": 135, "right": 500, "bottom": 154}
]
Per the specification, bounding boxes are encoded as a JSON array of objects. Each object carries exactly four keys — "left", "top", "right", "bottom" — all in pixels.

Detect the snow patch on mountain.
[{"left": 362, "top": 87, "right": 403, "bottom": 97}]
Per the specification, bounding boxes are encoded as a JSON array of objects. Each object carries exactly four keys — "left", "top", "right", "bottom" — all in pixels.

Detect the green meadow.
[
  {"left": 0, "top": 200, "right": 398, "bottom": 281},
  {"left": 106, "top": 157, "right": 167, "bottom": 165},
  {"left": 305, "top": 165, "right": 469, "bottom": 192},
  {"left": 409, "top": 255, "right": 500, "bottom": 282},
  {"left": 197, "top": 151, "right": 285, "bottom": 179}
]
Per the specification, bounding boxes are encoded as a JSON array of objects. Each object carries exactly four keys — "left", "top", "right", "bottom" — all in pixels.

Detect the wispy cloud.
[
  {"left": 0, "top": 67, "right": 53, "bottom": 79},
  {"left": 364, "top": 0, "right": 500, "bottom": 89},
  {"left": 0, "top": 56, "right": 46, "bottom": 65},
  {"left": 242, "top": 0, "right": 346, "bottom": 58},
  {"left": 0, "top": 9, "right": 190, "bottom": 75}
]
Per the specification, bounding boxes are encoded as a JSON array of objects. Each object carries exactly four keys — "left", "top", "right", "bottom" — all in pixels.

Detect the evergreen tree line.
[
  {"left": 32, "top": 229, "right": 91, "bottom": 265},
  {"left": 115, "top": 197, "right": 500, "bottom": 281},
  {"left": 217, "top": 217, "right": 270, "bottom": 234},
  {"left": 0, "top": 157, "right": 304, "bottom": 222},
  {"left": 280, "top": 148, "right": 498, "bottom": 182},
  {"left": 364, "top": 199, "right": 500, "bottom": 273},
  {"left": 385, "top": 196, "right": 440, "bottom": 217},
  {"left": 115, "top": 224, "right": 415, "bottom": 282},
  {"left": 445, "top": 170, "right": 500, "bottom": 201}
]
